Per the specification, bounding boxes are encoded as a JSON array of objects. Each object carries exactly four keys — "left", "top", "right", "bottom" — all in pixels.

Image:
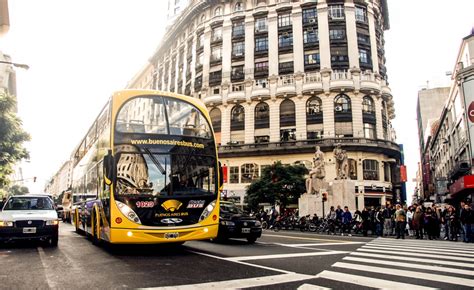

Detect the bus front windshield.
[{"left": 115, "top": 147, "right": 217, "bottom": 197}]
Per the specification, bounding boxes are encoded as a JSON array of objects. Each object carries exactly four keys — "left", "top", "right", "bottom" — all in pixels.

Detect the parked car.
[
  {"left": 213, "top": 201, "right": 262, "bottom": 243},
  {"left": 0, "top": 195, "right": 59, "bottom": 246}
]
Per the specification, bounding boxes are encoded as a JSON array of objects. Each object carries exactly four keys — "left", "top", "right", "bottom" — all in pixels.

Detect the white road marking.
[
  {"left": 343, "top": 256, "right": 474, "bottom": 276},
  {"left": 366, "top": 241, "right": 474, "bottom": 254},
  {"left": 317, "top": 270, "right": 436, "bottom": 290},
  {"left": 277, "top": 242, "right": 365, "bottom": 247},
  {"left": 350, "top": 251, "right": 474, "bottom": 268},
  {"left": 333, "top": 262, "right": 474, "bottom": 287},
  {"left": 361, "top": 244, "right": 474, "bottom": 257},
  {"left": 263, "top": 233, "right": 351, "bottom": 243},
  {"left": 297, "top": 283, "right": 331, "bottom": 290},
  {"left": 37, "top": 247, "right": 56, "bottom": 289},
  {"left": 356, "top": 248, "right": 474, "bottom": 262},
  {"left": 143, "top": 273, "right": 314, "bottom": 289},
  {"left": 187, "top": 250, "right": 293, "bottom": 274},
  {"left": 227, "top": 250, "right": 348, "bottom": 262},
  {"left": 370, "top": 239, "right": 474, "bottom": 251}
]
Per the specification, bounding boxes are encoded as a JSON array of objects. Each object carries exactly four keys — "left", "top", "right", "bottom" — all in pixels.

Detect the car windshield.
[
  {"left": 3, "top": 197, "right": 54, "bottom": 211},
  {"left": 221, "top": 203, "right": 244, "bottom": 214}
]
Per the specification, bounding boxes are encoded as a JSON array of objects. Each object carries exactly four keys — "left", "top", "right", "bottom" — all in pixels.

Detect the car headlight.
[
  {"left": 199, "top": 200, "right": 216, "bottom": 222},
  {"left": 220, "top": 220, "right": 235, "bottom": 226},
  {"left": 115, "top": 201, "right": 142, "bottom": 224},
  {"left": 0, "top": 221, "right": 13, "bottom": 227},
  {"left": 255, "top": 220, "right": 262, "bottom": 227},
  {"left": 46, "top": 220, "right": 59, "bottom": 226}
]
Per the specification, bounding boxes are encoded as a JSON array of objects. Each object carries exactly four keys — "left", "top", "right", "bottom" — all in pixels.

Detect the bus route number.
[{"left": 136, "top": 201, "right": 155, "bottom": 208}]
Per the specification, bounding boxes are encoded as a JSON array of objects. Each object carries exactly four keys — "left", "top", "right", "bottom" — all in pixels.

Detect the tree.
[
  {"left": 0, "top": 92, "right": 30, "bottom": 188},
  {"left": 245, "top": 161, "right": 308, "bottom": 211},
  {"left": 7, "top": 184, "right": 29, "bottom": 195}
]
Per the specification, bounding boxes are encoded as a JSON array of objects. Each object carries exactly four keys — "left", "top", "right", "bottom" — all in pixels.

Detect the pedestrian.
[
  {"left": 361, "top": 207, "right": 370, "bottom": 237},
  {"left": 394, "top": 204, "right": 406, "bottom": 239},
  {"left": 460, "top": 202, "right": 473, "bottom": 243},
  {"left": 340, "top": 206, "right": 352, "bottom": 236},
  {"left": 406, "top": 206, "right": 414, "bottom": 237},
  {"left": 413, "top": 206, "right": 424, "bottom": 239},
  {"left": 445, "top": 206, "right": 458, "bottom": 241},
  {"left": 353, "top": 209, "right": 362, "bottom": 235},
  {"left": 424, "top": 207, "right": 437, "bottom": 240},
  {"left": 375, "top": 207, "right": 384, "bottom": 237},
  {"left": 382, "top": 205, "right": 392, "bottom": 236},
  {"left": 335, "top": 205, "right": 343, "bottom": 223}
]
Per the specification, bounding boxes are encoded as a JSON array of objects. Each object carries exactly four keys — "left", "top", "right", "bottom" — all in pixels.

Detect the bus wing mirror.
[
  {"left": 103, "top": 150, "right": 116, "bottom": 185},
  {"left": 219, "top": 161, "right": 224, "bottom": 188}
]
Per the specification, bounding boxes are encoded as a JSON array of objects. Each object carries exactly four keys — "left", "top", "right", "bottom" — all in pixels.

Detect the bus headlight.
[
  {"left": 199, "top": 200, "right": 216, "bottom": 222},
  {"left": 115, "top": 201, "right": 142, "bottom": 225}
]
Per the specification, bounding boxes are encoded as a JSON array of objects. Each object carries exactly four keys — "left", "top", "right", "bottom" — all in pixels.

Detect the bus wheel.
[
  {"left": 74, "top": 210, "right": 80, "bottom": 233},
  {"left": 92, "top": 213, "right": 100, "bottom": 246}
]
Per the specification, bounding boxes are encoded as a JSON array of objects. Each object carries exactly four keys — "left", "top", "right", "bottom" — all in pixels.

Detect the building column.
[
  {"left": 202, "top": 26, "right": 212, "bottom": 88},
  {"left": 367, "top": 6, "right": 379, "bottom": 73},
  {"left": 375, "top": 97, "right": 384, "bottom": 139},
  {"left": 222, "top": 20, "right": 232, "bottom": 84},
  {"left": 244, "top": 16, "right": 255, "bottom": 80},
  {"left": 245, "top": 102, "right": 255, "bottom": 144},
  {"left": 269, "top": 99, "right": 281, "bottom": 142},
  {"left": 352, "top": 94, "right": 364, "bottom": 138},
  {"left": 344, "top": 4, "right": 360, "bottom": 69},
  {"left": 317, "top": 3, "right": 331, "bottom": 70},
  {"left": 295, "top": 96, "right": 307, "bottom": 140},
  {"left": 292, "top": 8, "right": 304, "bottom": 73},
  {"left": 268, "top": 12, "right": 279, "bottom": 76},
  {"left": 322, "top": 94, "right": 335, "bottom": 138},
  {"left": 189, "top": 35, "right": 196, "bottom": 94},
  {"left": 221, "top": 105, "right": 231, "bottom": 145}
]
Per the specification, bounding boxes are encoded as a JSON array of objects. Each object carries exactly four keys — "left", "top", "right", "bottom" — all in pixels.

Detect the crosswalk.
[{"left": 317, "top": 237, "right": 474, "bottom": 289}]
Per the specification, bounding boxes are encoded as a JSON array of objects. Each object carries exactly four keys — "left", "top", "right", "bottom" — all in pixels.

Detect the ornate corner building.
[{"left": 129, "top": 0, "right": 403, "bottom": 208}]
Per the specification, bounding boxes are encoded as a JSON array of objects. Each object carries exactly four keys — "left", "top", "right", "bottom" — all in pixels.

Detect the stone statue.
[
  {"left": 333, "top": 144, "right": 349, "bottom": 180},
  {"left": 305, "top": 146, "right": 326, "bottom": 194}
]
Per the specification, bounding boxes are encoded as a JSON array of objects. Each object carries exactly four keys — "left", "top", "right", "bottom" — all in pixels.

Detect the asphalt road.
[{"left": 1, "top": 222, "right": 473, "bottom": 289}]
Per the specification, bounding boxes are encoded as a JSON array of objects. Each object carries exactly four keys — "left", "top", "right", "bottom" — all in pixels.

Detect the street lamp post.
[{"left": 0, "top": 60, "right": 29, "bottom": 70}]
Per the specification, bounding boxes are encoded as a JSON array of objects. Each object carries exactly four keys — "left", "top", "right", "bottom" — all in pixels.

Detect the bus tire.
[
  {"left": 92, "top": 210, "right": 100, "bottom": 246},
  {"left": 74, "top": 210, "right": 80, "bottom": 233}
]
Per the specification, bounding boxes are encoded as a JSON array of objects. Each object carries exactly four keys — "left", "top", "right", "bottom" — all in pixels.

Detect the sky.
[{"left": 2, "top": 0, "right": 474, "bottom": 199}]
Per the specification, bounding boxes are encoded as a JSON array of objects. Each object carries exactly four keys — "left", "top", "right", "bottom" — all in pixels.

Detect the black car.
[{"left": 213, "top": 201, "right": 262, "bottom": 243}]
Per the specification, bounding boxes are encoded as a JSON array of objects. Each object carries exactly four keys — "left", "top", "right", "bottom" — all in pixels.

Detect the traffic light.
[
  {"left": 33, "top": 177, "right": 37, "bottom": 182},
  {"left": 322, "top": 192, "right": 328, "bottom": 202}
]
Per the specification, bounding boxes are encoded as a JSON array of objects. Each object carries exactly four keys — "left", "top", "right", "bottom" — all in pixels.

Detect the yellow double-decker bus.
[{"left": 70, "top": 90, "right": 221, "bottom": 244}]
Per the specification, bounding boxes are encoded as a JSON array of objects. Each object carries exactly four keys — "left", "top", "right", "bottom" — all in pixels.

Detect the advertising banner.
[{"left": 462, "top": 75, "right": 474, "bottom": 160}]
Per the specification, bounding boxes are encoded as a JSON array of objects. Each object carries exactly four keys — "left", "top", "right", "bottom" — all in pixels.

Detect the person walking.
[
  {"left": 394, "top": 204, "right": 406, "bottom": 239},
  {"left": 361, "top": 207, "right": 370, "bottom": 237},
  {"left": 375, "top": 207, "right": 384, "bottom": 237},
  {"left": 327, "top": 206, "right": 337, "bottom": 235},
  {"left": 413, "top": 206, "right": 424, "bottom": 239},
  {"left": 460, "top": 202, "right": 473, "bottom": 243},
  {"left": 340, "top": 206, "right": 352, "bottom": 236},
  {"left": 445, "top": 206, "right": 458, "bottom": 241},
  {"left": 424, "top": 207, "right": 437, "bottom": 240},
  {"left": 406, "top": 206, "right": 414, "bottom": 237},
  {"left": 382, "top": 205, "right": 392, "bottom": 236}
]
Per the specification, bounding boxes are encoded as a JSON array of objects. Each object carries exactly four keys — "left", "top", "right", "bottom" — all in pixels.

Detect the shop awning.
[{"left": 449, "top": 175, "right": 474, "bottom": 197}]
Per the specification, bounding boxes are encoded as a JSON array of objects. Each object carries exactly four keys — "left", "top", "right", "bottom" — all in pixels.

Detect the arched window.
[
  {"left": 348, "top": 159, "right": 358, "bottom": 180},
  {"left": 200, "top": 14, "right": 206, "bottom": 23},
  {"left": 241, "top": 163, "right": 258, "bottom": 183},
  {"left": 306, "top": 96, "right": 322, "bottom": 115},
  {"left": 363, "top": 159, "right": 379, "bottom": 180},
  {"left": 280, "top": 99, "right": 295, "bottom": 127},
  {"left": 234, "top": 2, "right": 243, "bottom": 12},
  {"left": 214, "top": 6, "right": 222, "bottom": 16},
  {"left": 255, "top": 102, "right": 269, "bottom": 129},
  {"left": 334, "top": 94, "right": 351, "bottom": 112},
  {"left": 231, "top": 104, "right": 245, "bottom": 131},
  {"left": 362, "top": 96, "right": 375, "bottom": 113},
  {"left": 209, "top": 108, "right": 221, "bottom": 132}
]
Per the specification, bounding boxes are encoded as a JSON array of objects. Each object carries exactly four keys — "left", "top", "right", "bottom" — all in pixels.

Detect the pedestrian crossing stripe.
[
  {"left": 322, "top": 237, "right": 474, "bottom": 288},
  {"left": 368, "top": 238, "right": 474, "bottom": 250}
]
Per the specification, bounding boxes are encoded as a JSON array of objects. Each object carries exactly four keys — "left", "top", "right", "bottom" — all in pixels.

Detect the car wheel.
[
  {"left": 50, "top": 232, "right": 59, "bottom": 247},
  {"left": 247, "top": 237, "right": 257, "bottom": 244}
]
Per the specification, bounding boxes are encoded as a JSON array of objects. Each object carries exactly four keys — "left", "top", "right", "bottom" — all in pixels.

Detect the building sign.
[
  {"left": 449, "top": 175, "right": 474, "bottom": 195},
  {"left": 462, "top": 75, "right": 474, "bottom": 159},
  {"left": 222, "top": 165, "right": 228, "bottom": 183},
  {"left": 400, "top": 165, "right": 407, "bottom": 182}
]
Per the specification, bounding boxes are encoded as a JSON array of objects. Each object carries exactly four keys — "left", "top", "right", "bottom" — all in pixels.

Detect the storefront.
[{"left": 448, "top": 175, "right": 474, "bottom": 202}]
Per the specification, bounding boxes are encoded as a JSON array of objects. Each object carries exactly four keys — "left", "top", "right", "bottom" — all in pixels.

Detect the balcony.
[
  {"left": 227, "top": 90, "right": 246, "bottom": 103},
  {"left": 330, "top": 70, "right": 353, "bottom": 91},
  {"left": 202, "top": 94, "right": 223, "bottom": 106},
  {"left": 251, "top": 80, "right": 270, "bottom": 100},
  {"left": 218, "top": 137, "right": 401, "bottom": 159},
  {"left": 303, "top": 72, "right": 323, "bottom": 94},
  {"left": 276, "top": 75, "right": 296, "bottom": 97},
  {"left": 360, "top": 72, "right": 381, "bottom": 94}
]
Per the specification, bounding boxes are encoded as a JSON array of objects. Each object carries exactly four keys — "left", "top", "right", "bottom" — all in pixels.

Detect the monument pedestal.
[
  {"left": 329, "top": 180, "right": 357, "bottom": 212},
  {"left": 298, "top": 194, "right": 324, "bottom": 217}
]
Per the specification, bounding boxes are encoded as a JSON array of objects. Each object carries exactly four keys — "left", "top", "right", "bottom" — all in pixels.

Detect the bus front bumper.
[{"left": 109, "top": 224, "right": 218, "bottom": 244}]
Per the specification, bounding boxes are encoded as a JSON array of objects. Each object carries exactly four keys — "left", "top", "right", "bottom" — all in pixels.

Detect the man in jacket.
[
  {"left": 340, "top": 206, "right": 352, "bottom": 236},
  {"left": 394, "top": 204, "right": 406, "bottom": 239},
  {"left": 460, "top": 202, "right": 473, "bottom": 243}
]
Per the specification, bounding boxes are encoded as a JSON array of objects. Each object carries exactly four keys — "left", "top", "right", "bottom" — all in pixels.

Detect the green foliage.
[
  {"left": 0, "top": 92, "right": 30, "bottom": 188},
  {"left": 7, "top": 184, "right": 29, "bottom": 195},
  {"left": 245, "top": 161, "right": 308, "bottom": 211}
]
